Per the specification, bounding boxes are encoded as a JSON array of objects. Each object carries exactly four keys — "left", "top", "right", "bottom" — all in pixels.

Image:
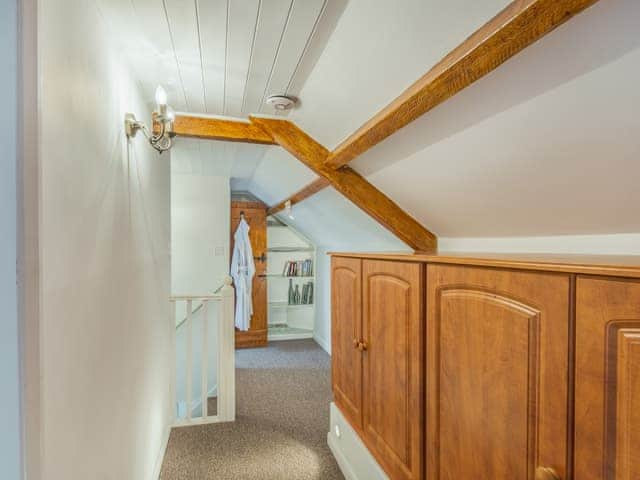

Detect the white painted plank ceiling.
[{"left": 97, "top": 0, "right": 338, "bottom": 117}]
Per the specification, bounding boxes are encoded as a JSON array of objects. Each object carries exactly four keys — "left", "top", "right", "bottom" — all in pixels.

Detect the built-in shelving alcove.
[{"left": 266, "top": 216, "right": 316, "bottom": 341}]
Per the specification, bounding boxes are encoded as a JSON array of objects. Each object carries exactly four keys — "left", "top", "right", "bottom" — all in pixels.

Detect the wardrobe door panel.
[
  {"left": 331, "top": 257, "right": 363, "bottom": 429},
  {"left": 362, "top": 260, "right": 424, "bottom": 480},
  {"left": 427, "top": 265, "right": 570, "bottom": 480},
  {"left": 575, "top": 277, "right": 640, "bottom": 480}
]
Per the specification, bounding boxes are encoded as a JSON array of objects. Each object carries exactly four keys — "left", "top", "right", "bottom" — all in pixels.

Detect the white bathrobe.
[{"left": 230, "top": 218, "right": 255, "bottom": 331}]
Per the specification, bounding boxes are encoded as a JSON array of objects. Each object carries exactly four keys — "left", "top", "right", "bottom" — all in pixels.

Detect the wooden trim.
[
  {"left": 327, "top": 251, "right": 640, "bottom": 279},
  {"left": 251, "top": 117, "right": 438, "bottom": 252},
  {"left": 231, "top": 199, "right": 267, "bottom": 210},
  {"left": 173, "top": 115, "right": 276, "bottom": 144},
  {"left": 235, "top": 328, "right": 268, "bottom": 348},
  {"left": 324, "top": 0, "right": 601, "bottom": 169},
  {"left": 267, "top": 177, "right": 331, "bottom": 215}
]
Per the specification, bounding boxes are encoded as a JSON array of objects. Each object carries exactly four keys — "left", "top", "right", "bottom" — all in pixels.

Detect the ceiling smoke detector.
[{"left": 266, "top": 94, "right": 297, "bottom": 111}]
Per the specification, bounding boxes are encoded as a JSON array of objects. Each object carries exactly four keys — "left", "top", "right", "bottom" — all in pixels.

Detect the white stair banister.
[
  {"left": 201, "top": 299, "right": 208, "bottom": 419},
  {"left": 170, "top": 275, "right": 235, "bottom": 426},
  {"left": 186, "top": 299, "right": 193, "bottom": 421},
  {"left": 218, "top": 275, "right": 235, "bottom": 422}
]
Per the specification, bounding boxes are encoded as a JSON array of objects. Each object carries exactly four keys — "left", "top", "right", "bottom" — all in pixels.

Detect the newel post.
[{"left": 218, "top": 275, "right": 236, "bottom": 421}]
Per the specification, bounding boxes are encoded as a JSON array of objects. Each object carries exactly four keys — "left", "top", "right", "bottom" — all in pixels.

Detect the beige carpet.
[{"left": 160, "top": 339, "right": 344, "bottom": 480}]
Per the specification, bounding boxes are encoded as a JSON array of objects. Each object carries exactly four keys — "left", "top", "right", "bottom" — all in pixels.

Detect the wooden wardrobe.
[
  {"left": 230, "top": 199, "right": 267, "bottom": 348},
  {"left": 331, "top": 252, "right": 640, "bottom": 480}
]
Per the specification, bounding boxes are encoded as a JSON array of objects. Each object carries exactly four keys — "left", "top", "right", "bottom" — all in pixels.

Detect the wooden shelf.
[
  {"left": 264, "top": 274, "right": 314, "bottom": 279},
  {"left": 268, "top": 301, "right": 314, "bottom": 309},
  {"left": 267, "top": 246, "right": 314, "bottom": 253}
]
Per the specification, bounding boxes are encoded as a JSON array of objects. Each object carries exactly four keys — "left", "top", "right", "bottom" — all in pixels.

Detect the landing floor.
[{"left": 160, "top": 339, "right": 343, "bottom": 480}]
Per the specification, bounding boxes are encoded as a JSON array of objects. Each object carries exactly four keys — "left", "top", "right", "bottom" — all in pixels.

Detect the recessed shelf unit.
[{"left": 266, "top": 217, "right": 316, "bottom": 342}]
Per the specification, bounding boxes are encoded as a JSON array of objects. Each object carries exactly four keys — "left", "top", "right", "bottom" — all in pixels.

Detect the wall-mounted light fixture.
[
  {"left": 125, "top": 86, "right": 175, "bottom": 153},
  {"left": 285, "top": 200, "right": 294, "bottom": 220}
]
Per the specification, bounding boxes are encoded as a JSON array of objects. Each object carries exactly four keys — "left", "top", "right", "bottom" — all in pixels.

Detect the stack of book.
[
  {"left": 288, "top": 280, "right": 314, "bottom": 305},
  {"left": 282, "top": 259, "right": 313, "bottom": 277}
]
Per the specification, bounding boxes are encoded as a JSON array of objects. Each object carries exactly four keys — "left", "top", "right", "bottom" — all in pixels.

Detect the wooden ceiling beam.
[
  {"left": 251, "top": 116, "right": 437, "bottom": 252},
  {"left": 267, "top": 177, "right": 331, "bottom": 216},
  {"left": 172, "top": 115, "right": 277, "bottom": 145},
  {"left": 324, "top": 0, "right": 601, "bottom": 169}
]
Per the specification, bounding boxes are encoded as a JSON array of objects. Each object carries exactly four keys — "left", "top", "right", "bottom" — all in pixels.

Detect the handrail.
[
  {"left": 174, "top": 302, "right": 204, "bottom": 331},
  {"left": 172, "top": 281, "right": 229, "bottom": 330},
  {"left": 170, "top": 294, "right": 222, "bottom": 302}
]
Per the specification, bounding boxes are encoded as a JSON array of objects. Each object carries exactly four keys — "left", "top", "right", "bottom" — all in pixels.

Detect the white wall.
[
  {"left": 39, "top": 0, "right": 172, "bottom": 478},
  {"left": 171, "top": 172, "right": 230, "bottom": 297},
  {"left": 439, "top": 233, "right": 640, "bottom": 255},
  {"left": 1, "top": 0, "right": 21, "bottom": 478}
]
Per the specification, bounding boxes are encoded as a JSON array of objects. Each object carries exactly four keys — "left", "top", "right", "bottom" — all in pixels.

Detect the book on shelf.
[
  {"left": 287, "top": 280, "right": 314, "bottom": 306},
  {"left": 282, "top": 259, "right": 313, "bottom": 277}
]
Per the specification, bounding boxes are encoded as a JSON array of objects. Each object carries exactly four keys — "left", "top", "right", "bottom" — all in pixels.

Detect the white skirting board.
[{"left": 327, "top": 402, "right": 388, "bottom": 480}]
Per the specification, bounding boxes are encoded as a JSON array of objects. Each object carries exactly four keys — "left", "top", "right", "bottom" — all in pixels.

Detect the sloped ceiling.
[
  {"left": 165, "top": 0, "right": 639, "bottom": 249},
  {"left": 354, "top": 0, "right": 640, "bottom": 237},
  {"left": 245, "top": 0, "right": 640, "bottom": 246}
]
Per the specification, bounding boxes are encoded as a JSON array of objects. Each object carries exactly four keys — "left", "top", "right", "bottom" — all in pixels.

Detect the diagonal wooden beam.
[
  {"left": 268, "top": 177, "right": 331, "bottom": 216},
  {"left": 251, "top": 116, "right": 437, "bottom": 252},
  {"left": 173, "top": 115, "right": 277, "bottom": 144},
  {"left": 324, "top": 0, "right": 600, "bottom": 169}
]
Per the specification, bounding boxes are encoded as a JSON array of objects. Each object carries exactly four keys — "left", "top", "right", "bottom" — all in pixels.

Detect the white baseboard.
[
  {"left": 327, "top": 403, "right": 388, "bottom": 480},
  {"left": 328, "top": 433, "right": 358, "bottom": 480},
  {"left": 313, "top": 333, "right": 331, "bottom": 355},
  {"left": 268, "top": 332, "right": 314, "bottom": 341},
  {"left": 151, "top": 422, "right": 171, "bottom": 480}
]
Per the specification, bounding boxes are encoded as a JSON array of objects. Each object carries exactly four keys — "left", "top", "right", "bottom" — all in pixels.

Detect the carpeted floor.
[{"left": 160, "top": 339, "right": 344, "bottom": 480}]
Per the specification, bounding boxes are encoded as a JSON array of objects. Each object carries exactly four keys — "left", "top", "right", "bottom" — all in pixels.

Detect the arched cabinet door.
[
  {"left": 426, "top": 265, "right": 570, "bottom": 480},
  {"left": 362, "top": 260, "right": 424, "bottom": 480},
  {"left": 575, "top": 277, "right": 640, "bottom": 480},
  {"left": 331, "top": 257, "right": 364, "bottom": 430}
]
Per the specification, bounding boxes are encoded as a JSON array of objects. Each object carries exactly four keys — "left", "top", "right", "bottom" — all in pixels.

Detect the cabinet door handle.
[
  {"left": 353, "top": 338, "right": 359, "bottom": 348},
  {"left": 357, "top": 341, "right": 368, "bottom": 351},
  {"left": 535, "top": 467, "right": 560, "bottom": 480}
]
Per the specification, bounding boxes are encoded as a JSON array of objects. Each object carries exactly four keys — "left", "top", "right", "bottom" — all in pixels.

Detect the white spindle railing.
[{"left": 170, "top": 276, "right": 235, "bottom": 426}]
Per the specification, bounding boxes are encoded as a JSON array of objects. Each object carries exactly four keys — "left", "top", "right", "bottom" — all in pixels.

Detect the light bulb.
[{"left": 155, "top": 85, "right": 167, "bottom": 106}]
